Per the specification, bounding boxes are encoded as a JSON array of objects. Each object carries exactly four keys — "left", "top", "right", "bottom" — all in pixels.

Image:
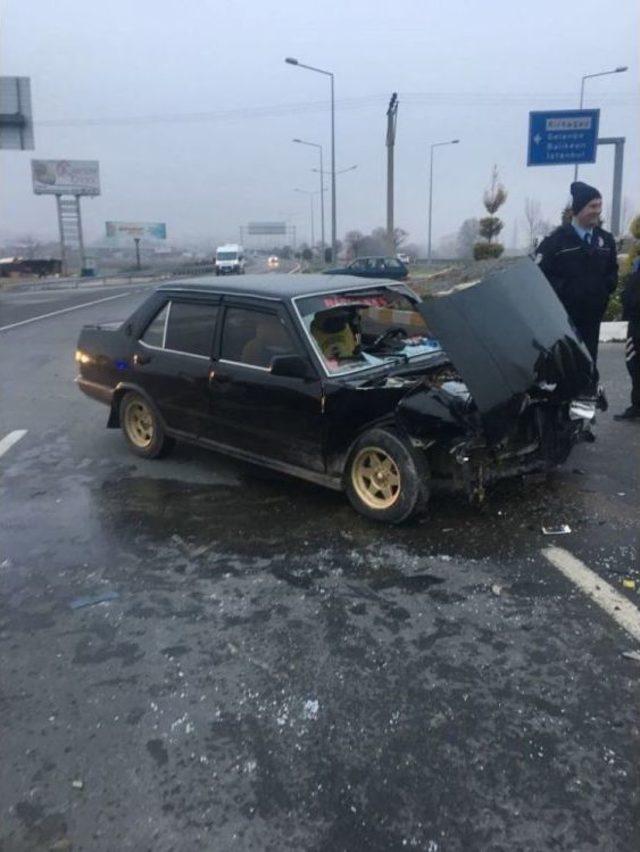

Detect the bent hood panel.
[{"left": 417, "top": 259, "right": 596, "bottom": 437}]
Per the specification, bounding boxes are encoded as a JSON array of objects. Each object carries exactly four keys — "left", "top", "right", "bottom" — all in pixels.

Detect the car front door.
[
  {"left": 348, "top": 259, "right": 369, "bottom": 277},
  {"left": 206, "top": 300, "right": 325, "bottom": 471},
  {"left": 132, "top": 298, "right": 220, "bottom": 436}
]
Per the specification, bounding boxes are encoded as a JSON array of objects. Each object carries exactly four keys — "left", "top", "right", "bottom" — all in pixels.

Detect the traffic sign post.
[{"left": 527, "top": 109, "right": 600, "bottom": 166}]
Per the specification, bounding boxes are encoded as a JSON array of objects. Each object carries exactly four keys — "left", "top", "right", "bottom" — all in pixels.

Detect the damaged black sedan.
[{"left": 76, "top": 260, "right": 600, "bottom": 522}]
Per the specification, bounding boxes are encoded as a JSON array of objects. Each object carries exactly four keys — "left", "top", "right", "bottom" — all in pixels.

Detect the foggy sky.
[{"left": 1, "top": 0, "right": 638, "bottom": 251}]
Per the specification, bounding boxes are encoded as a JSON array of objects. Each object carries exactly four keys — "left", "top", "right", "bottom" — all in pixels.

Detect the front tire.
[
  {"left": 345, "top": 428, "right": 428, "bottom": 523},
  {"left": 120, "top": 392, "right": 174, "bottom": 459}
]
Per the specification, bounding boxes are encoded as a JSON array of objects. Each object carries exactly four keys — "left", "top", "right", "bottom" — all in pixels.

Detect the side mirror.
[{"left": 270, "top": 354, "right": 314, "bottom": 380}]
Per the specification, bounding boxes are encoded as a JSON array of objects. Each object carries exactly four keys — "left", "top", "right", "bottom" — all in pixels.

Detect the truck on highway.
[{"left": 215, "top": 244, "right": 245, "bottom": 275}]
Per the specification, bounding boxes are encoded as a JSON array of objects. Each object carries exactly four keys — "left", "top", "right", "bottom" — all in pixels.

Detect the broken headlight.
[{"left": 569, "top": 399, "right": 596, "bottom": 421}]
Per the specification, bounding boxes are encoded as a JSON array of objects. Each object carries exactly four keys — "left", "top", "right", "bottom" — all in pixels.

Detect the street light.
[
  {"left": 294, "top": 188, "right": 318, "bottom": 249},
  {"left": 428, "top": 139, "right": 459, "bottom": 262},
  {"left": 293, "top": 138, "right": 325, "bottom": 254},
  {"left": 286, "top": 57, "right": 337, "bottom": 262},
  {"left": 312, "top": 164, "right": 357, "bottom": 177},
  {"left": 574, "top": 65, "right": 628, "bottom": 181}
]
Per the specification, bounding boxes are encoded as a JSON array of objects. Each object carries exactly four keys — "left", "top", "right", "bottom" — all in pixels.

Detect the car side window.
[
  {"left": 221, "top": 307, "right": 297, "bottom": 369},
  {"left": 165, "top": 302, "right": 219, "bottom": 357},
  {"left": 387, "top": 258, "right": 402, "bottom": 269},
  {"left": 141, "top": 303, "right": 169, "bottom": 347},
  {"left": 350, "top": 259, "right": 367, "bottom": 272}
]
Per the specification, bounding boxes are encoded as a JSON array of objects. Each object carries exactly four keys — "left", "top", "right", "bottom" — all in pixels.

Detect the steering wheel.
[{"left": 369, "top": 326, "right": 407, "bottom": 351}]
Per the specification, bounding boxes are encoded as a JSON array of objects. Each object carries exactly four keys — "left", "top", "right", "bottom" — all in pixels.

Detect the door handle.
[{"left": 133, "top": 352, "right": 151, "bottom": 366}]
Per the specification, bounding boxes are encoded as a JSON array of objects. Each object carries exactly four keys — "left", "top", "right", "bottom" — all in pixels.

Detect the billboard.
[
  {"left": 247, "top": 221, "right": 287, "bottom": 236},
  {"left": 0, "top": 77, "right": 34, "bottom": 150},
  {"left": 31, "top": 160, "right": 100, "bottom": 195},
  {"left": 106, "top": 221, "right": 167, "bottom": 240}
]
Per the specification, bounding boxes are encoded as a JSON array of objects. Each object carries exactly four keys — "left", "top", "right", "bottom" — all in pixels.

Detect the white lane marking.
[
  {"left": 0, "top": 292, "right": 131, "bottom": 332},
  {"left": 543, "top": 546, "right": 640, "bottom": 643},
  {"left": 0, "top": 430, "right": 27, "bottom": 458}
]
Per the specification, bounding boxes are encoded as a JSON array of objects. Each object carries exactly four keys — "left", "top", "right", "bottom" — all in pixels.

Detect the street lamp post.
[
  {"left": 294, "top": 188, "right": 316, "bottom": 248},
  {"left": 428, "top": 139, "right": 459, "bottom": 262},
  {"left": 574, "top": 65, "right": 628, "bottom": 181},
  {"left": 312, "top": 164, "right": 357, "bottom": 177},
  {"left": 293, "top": 138, "right": 325, "bottom": 255},
  {"left": 286, "top": 57, "right": 337, "bottom": 262}
]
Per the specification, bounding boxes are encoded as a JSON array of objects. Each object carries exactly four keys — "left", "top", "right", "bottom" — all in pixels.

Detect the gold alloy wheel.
[
  {"left": 124, "top": 399, "right": 154, "bottom": 448},
  {"left": 351, "top": 446, "right": 401, "bottom": 509}
]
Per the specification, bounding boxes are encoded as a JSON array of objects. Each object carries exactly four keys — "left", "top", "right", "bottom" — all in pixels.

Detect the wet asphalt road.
[{"left": 0, "top": 283, "right": 639, "bottom": 852}]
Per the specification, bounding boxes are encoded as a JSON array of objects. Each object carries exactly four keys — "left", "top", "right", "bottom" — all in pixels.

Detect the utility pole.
[
  {"left": 386, "top": 93, "right": 398, "bottom": 255},
  {"left": 134, "top": 237, "right": 141, "bottom": 270}
]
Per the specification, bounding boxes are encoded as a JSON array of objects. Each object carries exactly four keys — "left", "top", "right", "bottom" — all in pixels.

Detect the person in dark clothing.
[
  {"left": 535, "top": 181, "right": 618, "bottom": 364},
  {"left": 613, "top": 258, "right": 640, "bottom": 421}
]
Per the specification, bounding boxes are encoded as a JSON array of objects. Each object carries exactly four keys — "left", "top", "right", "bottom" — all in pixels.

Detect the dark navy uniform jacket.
[{"left": 535, "top": 224, "right": 618, "bottom": 324}]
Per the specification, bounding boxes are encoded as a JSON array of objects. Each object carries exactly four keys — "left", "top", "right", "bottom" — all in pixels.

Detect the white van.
[{"left": 215, "top": 244, "right": 245, "bottom": 275}]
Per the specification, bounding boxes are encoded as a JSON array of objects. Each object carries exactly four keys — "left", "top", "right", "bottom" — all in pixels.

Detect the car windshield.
[
  {"left": 296, "top": 286, "right": 442, "bottom": 375},
  {"left": 217, "top": 252, "right": 237, "bottom": 260}
]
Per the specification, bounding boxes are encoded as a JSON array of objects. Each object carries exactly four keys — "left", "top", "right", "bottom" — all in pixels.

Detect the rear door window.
[
  {"left": 165, "top": 302, "right": 219, "bottom": 357},
  {"left": 141, "top": 303, "right": 169, "bottom": 347},
  {"left": 221, "top": 307, "right": 298, "bottom": 368}
]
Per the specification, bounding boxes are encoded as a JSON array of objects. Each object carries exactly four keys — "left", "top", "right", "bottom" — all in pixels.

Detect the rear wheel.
[
  {"left": 120, "top": 392, "right": 174, "bottom": 459},
  {"left": 345, "top": 428, "right": 428, "bottom": 523}
]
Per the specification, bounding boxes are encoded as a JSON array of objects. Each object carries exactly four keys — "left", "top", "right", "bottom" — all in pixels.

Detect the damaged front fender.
[{"left": 396, "top": 380, "right": 477, "bottom": 442}]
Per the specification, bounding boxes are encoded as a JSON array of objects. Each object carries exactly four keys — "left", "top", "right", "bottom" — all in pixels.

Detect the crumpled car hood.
[{"left": 415, "top": 258, "right": 596, "bottom": 439}]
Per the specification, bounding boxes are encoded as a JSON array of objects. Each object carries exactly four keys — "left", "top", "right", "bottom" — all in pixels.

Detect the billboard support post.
[
  {"left": 76, "top": 196, "right": 87, "bottom": 272},
  {"left": 55, "top": 195, "right": 67, "bottom": 277},
  {"left": 597, "top": 137, "right": 625, "bottom": 236}
]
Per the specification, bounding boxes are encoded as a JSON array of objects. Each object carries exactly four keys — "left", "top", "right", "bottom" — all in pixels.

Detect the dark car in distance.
[
  {"left": 324, "top": 256, "right": 409, "bottom": 281},
  {"left": 76, "top": 262, "right": 600, "bottom": 523}
]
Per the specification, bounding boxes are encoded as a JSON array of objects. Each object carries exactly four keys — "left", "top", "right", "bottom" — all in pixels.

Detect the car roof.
[{"left": 156, "top": 273, "right": 403, "bottom": 301}]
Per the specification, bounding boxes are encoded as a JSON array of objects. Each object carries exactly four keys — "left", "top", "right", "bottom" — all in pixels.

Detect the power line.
[{"left": 35, "top": 91, "right": 638, "bottom": 128}]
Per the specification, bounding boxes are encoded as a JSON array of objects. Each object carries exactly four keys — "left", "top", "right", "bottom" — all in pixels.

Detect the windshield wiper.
[{"left": 372, "top": 350, "right": 409, "bottom": 365}]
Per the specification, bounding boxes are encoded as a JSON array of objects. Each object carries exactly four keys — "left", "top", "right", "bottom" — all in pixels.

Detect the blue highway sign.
[{"left": 527, "top": 109, "right": 600, "bottom": 166}]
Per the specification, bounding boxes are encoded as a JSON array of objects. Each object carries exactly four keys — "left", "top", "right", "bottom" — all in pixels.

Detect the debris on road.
[
  {"left": 542, "top": 524, "right": 572, "bottom": 535},
  {"left": 69, "top": 590, "right": 119, "bottom": 609},
  {"left": 71, "top": 779, "right": 84, "bottom": 790},
  {"left": 622, "top": 578, "right": 636, "bottom": 590},
  {"left": 491, "top": 584, "right": 503, "bottom": 596},
  {"left": 621, "top": 651, "right": 640, "bottom": 663},
  {"left": 303, "top": 699, "right": 320, "bottom": 721}
]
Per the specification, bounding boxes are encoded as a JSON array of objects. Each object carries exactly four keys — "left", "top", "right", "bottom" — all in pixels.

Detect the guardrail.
[{"left": 1, "top": 264, "right": 218, "bottom": 293}]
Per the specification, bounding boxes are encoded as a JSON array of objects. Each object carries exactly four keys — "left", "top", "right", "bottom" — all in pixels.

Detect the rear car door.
[
  {"left": 382, "top": 258, "right": 406, "bottom": 279},
  {"left": 132, "top": 297, "right": 220, "bottom": 436},
  {"left": 206, "top": 300, "right": 325, "bottom": 470}
]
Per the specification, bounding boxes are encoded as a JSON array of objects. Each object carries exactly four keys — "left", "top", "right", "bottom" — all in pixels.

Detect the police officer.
[
  {"left": 535, "top": 181, "right": 618, "bottom": 364},
  {"left": 613, "top": 258, "right": 640, "bottom": 421}
]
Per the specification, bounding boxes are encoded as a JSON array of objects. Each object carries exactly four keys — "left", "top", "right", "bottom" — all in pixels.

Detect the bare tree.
[
  {"left": 344, "top": 230, "right": 365, "bottom": 259},
  {"left": 17, "top": 234, "right": 43, "bottom": 259},
  {"left": 621, "top": 196, "right": 635, "bottom": 234},
  {"left": 523, "top": 198, "right": 542, "bottom": 249},
  {"left": 457, "top": 218, "right": 479, "bottom": 258}
]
